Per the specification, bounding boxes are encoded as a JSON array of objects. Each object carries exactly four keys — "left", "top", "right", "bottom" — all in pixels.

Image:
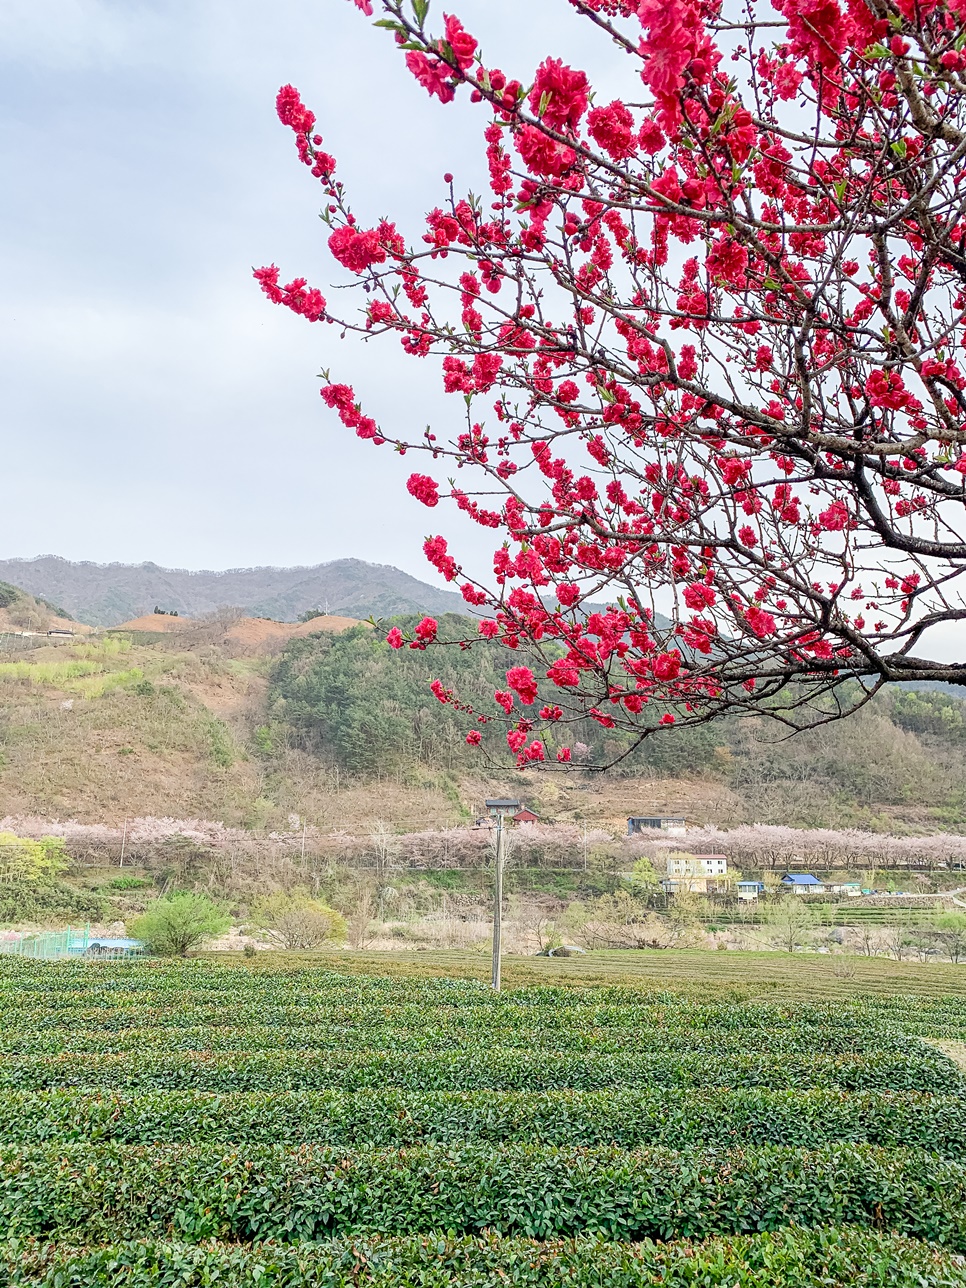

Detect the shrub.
[
  {"left": 0, "top": 1047, "right": 956, "bottom": 1095},
  {"left": 106, "top": 876, "right": 151, "bottom": 891},
  {"left": 0, "top": 834, "right": 69, "bottom": 883},
  {"left": 127, "top": 894, "right": 230, "bottom": 957},
  {"left": 248, "top": 891, "right": 347, "bottom": 950},
  {"left": 3, "top": 1087, "right": 966, "bottom": 1155},
  {"left": 0, "top": 881, "right": 104, "bottom": 926},
  {"left": 1, "top": 1141, "right": 966, "bottom": 1245}
]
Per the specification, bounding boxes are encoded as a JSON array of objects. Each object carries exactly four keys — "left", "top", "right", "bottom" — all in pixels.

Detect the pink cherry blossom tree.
[{"left": 259, "top": 0, "right": 966, "bottom": 766}]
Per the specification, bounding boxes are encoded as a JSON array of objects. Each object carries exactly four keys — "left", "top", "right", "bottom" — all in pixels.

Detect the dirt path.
[{"left": 932, "top": 1039, "right": 966, "bottom": 1069}]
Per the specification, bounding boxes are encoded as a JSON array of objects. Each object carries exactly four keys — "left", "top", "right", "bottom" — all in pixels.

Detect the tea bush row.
[
  {"left": 0, "top": 1022, "right": 919, "bottom": 1058},
  {"left": 5, "top": 1228, "right": 966, "bottom": 1288},
  {"left": 4, "top": 1086, "right": 966, "bottom": 1154},
  {"left": 1, "top": 1142, "right": 964, "bottom": 1245},
  {"left": 0, "top": 1048, "right": 957, "bottom": 1093},
  {"left": 0, "top": 999, "right": 908, "bottom": 1034}
]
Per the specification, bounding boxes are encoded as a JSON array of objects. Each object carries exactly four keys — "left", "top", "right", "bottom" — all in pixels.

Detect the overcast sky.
[{"left": 0, "top": 0, "right": 629, "bottom": 584}]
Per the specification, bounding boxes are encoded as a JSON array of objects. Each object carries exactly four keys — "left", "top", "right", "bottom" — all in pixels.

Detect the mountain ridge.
[{"left": 0, "top": 556, "right": 467, "bottom": 628}]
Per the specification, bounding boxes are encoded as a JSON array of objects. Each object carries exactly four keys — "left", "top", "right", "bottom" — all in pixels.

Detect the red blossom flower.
[
  {"left": 494, "top": 689, "right": 514, "bottom": 713},
  {"left": 407, "top": 474, "right": 440, "bottom": 507},
  {"left": 587, "top": 101, "right": 636, "bottom": 160},
  {"left": 547, "top": 660, "right": 580, "bottom": 688},
  {"left": 516, "top": 126, "right": 576, "bottom": 177},
  {"left": 529, "top": 58, "right": 590, "bottom": 130},
  {"left": 430, "top": 679, "right": 450, "bottom": 703},
  {"left": 506, "top": 665, "right": 539, "bottom": 704},
  {"left": 424, "top": 535, "right": 458, "bottom": 581},
  {"left": 275, "top": 85, "right": 315, "bottom": 133},
  {"left": 405, "top": 51, "right": 456, "bottom": 103},
  {"left": 652, "top": 651, "right": 682, "bottom": 682},
  {"left": 328, "top": 226, "right": 387, "bottom": 274},
  {"left": 442, "top": 14, "right": 477, "bottom": 70},
  {"left": 745, "top": 606, "right": 777, "bottom": 638}
]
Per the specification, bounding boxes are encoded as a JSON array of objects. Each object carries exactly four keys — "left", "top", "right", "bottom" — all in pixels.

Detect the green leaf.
[{"left": 412, "top": 0, "right": 429, "bottom": 25}]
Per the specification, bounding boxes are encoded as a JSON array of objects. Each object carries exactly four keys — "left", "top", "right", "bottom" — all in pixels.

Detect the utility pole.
[
  {"left": 484, "top": 798, "right": 520, "bottom": 993},
  {"left": 492, "top": 813, "right": 505, "bottom": 991},
  {"left": 119, "top": 819, "right": 128, "bottom": 868}
]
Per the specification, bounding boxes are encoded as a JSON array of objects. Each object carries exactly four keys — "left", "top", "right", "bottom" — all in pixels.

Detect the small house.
[
  {"left": 479, "top": 798, "right": 523, "bottom": 827},
  {"left": 513, "top": 808, "right": 539, "bottom": 824},
  {"left": 485, "top": 798, "right": 522, "bottom": 815},
  {"left": 627, "top": 816, "right": 687, "bottom": 836},
  {"left": 667, "top": 855, "right": 728, "bottom": 878},
  {"left": 780, "top": 873, "right": 825, "bottom": 895},
  {"left": 737, "top": 880, "right": 765, "bottom": 902}
]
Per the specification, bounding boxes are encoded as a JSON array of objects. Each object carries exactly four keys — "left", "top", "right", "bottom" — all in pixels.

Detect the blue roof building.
[{"left": 780, "top": 873, "right": 824, "bottom": 894}]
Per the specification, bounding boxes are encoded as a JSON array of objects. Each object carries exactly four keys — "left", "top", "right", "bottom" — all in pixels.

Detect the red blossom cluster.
[{"left": 259, "top": 0, "right": 966, "bottom": 767}]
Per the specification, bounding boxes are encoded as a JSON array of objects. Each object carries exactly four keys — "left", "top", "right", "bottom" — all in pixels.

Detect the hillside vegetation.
[
  {"left": 0, "top": 618, "right": 964, "bottom": 835},
  {"left": 267, "top": 619, "right": 966, "bottom": 831},
  {"left": 0, "top": 580, "right": 77, "bottom": 635}
]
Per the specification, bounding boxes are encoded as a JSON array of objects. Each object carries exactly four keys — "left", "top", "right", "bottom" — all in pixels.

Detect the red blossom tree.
[{"left": 257, "top": 0, "right": 966, "bottom": 767}]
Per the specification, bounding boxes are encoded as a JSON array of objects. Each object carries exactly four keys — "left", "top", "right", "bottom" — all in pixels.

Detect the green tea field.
[{"left": 3, "top": 958, "right": 966, "bottom": 1285}]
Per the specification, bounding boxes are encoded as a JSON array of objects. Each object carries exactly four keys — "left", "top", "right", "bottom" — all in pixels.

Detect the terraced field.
[{"left": 3, "top": 961, "right": 966, "bottom": 1285}]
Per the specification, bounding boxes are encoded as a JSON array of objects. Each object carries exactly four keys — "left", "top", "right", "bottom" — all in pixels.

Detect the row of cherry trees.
[
  {"left": 635, "top": 822, "right": 966, "bottom": 868},
  {"left": 7, "top": 814, "right": 966, "bottom": 871}
]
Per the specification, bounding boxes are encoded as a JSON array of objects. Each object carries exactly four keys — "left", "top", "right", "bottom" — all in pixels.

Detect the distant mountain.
[{"left": 0, "top": 557, "right": 467, "bottom": 628}]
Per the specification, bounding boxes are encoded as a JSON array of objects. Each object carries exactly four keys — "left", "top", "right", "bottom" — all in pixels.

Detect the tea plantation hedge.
[
  {"left": 6, "top": 1229, "right": 966, "bottom": 1288},
  {"left": 3, "top": 1140, "right": 966, "bottom": 1243},
  {"left": 4, "top": 1086, "right": 966, "bottom": 1152},
  {"left": 2, "top": 959, "right": 965, "bottom": 1285}
]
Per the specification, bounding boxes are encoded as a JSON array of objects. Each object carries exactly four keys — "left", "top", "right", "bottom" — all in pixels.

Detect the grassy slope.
[
  {"left": 0, "top": 629, "right": 964, "bottom": 836},
  {"left": 0, "top": 636, "right": 737, "bottom": 832}
]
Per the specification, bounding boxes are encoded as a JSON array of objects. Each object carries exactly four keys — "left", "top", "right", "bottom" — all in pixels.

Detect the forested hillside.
[
  {"left": 0, "top": 619, "right": 963, "bottom": 833},
  {"left": 267, "top": 616, "right": 714, "bottom": 778},
  {"left": 266, "top": 620, "right": 966, "bottom": 829}
]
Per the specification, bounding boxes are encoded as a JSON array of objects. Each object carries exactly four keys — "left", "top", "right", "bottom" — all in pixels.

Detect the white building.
[
  {"left": 627, "top": 816, "right": 687, "bottom": 837},
  {"left": 662, "top": 854, "right": 729, "bottom": 895},
  {"left": 666, "top": 855, "right": 728, "bottom": 878}
]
